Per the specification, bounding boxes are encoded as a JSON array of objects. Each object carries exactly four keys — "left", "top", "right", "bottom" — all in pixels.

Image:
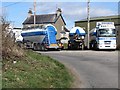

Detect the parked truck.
[
  {"left": 68, "top": 27, "right": 86, "bottom": 50},
  {"left": 85, "top": 22, "right": 116, "bottom": 50},
  {"left": 21, "top": 24, "right": 59, "bottom": 51}
]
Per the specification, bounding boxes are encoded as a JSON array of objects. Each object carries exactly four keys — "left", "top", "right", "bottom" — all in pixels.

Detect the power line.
[{"left": 2, "top": 0, "right": 24, "bottom": 8}]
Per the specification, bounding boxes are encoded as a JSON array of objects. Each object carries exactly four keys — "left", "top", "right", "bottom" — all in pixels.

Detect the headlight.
[
  {"left": 81, "top": 36, "right": 84, "bottom": 39},
  {"left": 98, "top": 41, "right": 104, "bottom": 45}
]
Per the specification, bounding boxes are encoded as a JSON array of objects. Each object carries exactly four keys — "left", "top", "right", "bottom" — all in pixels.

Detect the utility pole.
[
  {"left": 34, "top": 0, "right": 36, "bottom": 28},
  {"left": 87, "top": 0, "right": 90, "bottom": 49},
  {"left": 56, "top": 4, "right": 58, "bottom": 10}
]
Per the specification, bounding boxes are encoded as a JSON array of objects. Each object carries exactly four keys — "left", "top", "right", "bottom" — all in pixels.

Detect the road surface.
[{"left": 36, "top": 50, "right": 118, "bottom": 88}]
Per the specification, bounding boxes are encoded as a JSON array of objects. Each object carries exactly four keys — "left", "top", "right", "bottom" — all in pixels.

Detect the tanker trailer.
[
  {"left": 21, "top": 24, "right": 59, "bottom": 51},
  {"left": 68, "top": 27, "right": 86, "bottom": 50}
]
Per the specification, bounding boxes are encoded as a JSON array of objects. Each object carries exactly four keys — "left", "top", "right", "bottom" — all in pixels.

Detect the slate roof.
[
  {"left": 64, "top": 26, "right": 70, "bottom": 32},
  {"left": 23, "top": 14, "right": 66, "bottom": 25}
]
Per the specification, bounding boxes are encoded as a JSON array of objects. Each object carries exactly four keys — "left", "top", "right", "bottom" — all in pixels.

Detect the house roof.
[
  {"left": 75, "top": 15, "right": 120, "bottom": 23},
  {"left": 23, "top": 14, "right": 66, "bottom": 25},
  {"left": 64, "top": 26, "right": 70, "bottom": 32}
]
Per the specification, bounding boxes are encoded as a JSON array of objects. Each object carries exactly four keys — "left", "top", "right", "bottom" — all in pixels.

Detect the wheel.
[
  {"left": 37, "top": 43, "right": 43, "bottom": 51},
  {"left": 94, "top": 43, "right": 99, "bottom": 50},
  {"left": 33, "top": 43, "right": 37, "bottom": 51},
  {"left": 68, "top": 43, "right": 71, "bottom": 50},
  {"left": 81, "top": 44, "right": 84, "bottom": 50},
  {"left": 41, "top": 46, "right": 45, "bottom": 51},
  {"left": 89, "top": 42, "right": 92, "bottom": 50},
  {"left": 84, "top": 46, "right": 88, "bottom": 50},
  {"left": 41, "top": 45, "right": 47, "bottom": 51}
]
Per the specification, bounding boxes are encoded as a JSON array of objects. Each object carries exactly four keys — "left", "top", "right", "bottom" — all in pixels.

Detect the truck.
[
  {"left": 86, "top": 22, "right": 116, "bottom": 50},
  {"left": 12, "top": 27, "right": 23, "bottom": 42},
  {"left": 68, "top": 27, "right": 86, "bottom": 50},
  {"left": 21, "top": 24, "right": 59, "bottom": 51}
]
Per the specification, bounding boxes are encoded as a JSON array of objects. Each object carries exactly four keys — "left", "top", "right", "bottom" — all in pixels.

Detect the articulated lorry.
[
  {"left": 86, "top": 22, "right": 116, "bottom": 50},
  {"left": 21, "top": 24, "right": 59, "bottom": 50},
  {"left": 68, "top": 27, "right": 86, "bottom": 50}
]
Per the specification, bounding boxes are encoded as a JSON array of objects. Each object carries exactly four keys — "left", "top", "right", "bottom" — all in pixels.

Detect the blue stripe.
[
  {"left": 110, "top": 38, "right": 116, "bottom": 40},
  {"left": 98, "top": 37, "right": 116, "bottom": 40},
  {"left": 69, "top": 33, "right": 85, "bottom": 36},
  {"left": 98, "top": 37, "right": 105, "bottom": 40},
  {"left": 21, "top": 31, "right": 46, "bottom": 37}
]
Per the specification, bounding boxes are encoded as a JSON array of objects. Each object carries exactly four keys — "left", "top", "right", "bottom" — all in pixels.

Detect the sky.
[{"left": 1, "top": 0, "right": 119, "bottom": 29}]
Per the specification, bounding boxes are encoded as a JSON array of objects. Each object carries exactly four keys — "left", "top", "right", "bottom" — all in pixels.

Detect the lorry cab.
[
  {"left": 89, "top": 22, "right": 117, "bottom": 50},
  {"left": 96, "top": 28, "right": 116, "bottom": 49}
]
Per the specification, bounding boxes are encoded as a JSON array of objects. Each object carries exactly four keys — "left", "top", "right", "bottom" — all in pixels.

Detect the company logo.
[{"left": 98, "top": 37, "right": 116, "bottom": 40}]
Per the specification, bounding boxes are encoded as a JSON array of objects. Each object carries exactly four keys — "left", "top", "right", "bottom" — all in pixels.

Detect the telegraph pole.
[
  {"left": 87, "top": 0, "right": 90, "bottom": 49},
  {"left": 34, "top": 0, "right": 36, "bottom": 28}
]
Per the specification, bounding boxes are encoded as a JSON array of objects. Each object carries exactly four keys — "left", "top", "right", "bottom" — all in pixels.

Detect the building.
[
  {"left": 75, "top": 15, "right": 120, "bottom": 49},
  {"left": 23, "top": 8, "right": 69, "bottom": 40},
  {"left": 75, "top": 15, "right": 120, "bottom": 32}
]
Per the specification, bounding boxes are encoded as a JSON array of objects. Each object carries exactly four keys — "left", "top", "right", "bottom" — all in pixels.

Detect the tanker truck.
[
  {"left": 86, "top": 22, "right": 116, "bottom": 50},
  {"left": 68, "top": 27, "right": 86, "bottom": 50},
  {"left": 21, "top": 24, "right": 59, "bottom": 51}
]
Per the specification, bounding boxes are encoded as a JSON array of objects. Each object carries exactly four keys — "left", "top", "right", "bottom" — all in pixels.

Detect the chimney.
[
  {"left": 56, "top": 8, "right": 62, "bottom": 17},
  {"left": 28, "top": 8, "right": 33, "bottom": 18}
]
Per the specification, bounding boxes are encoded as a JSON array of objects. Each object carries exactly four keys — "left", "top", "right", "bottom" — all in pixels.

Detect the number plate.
[
  {"left": 50, "top": 44, "right": 57, "bottom": 46},
  {"left": 105, "top": 42, "right": 110, "bottom": 44}
]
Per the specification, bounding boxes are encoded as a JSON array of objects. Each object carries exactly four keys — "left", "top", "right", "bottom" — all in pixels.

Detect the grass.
[{"left": 2, "top": 50, "right": 73, "bottom": 88}]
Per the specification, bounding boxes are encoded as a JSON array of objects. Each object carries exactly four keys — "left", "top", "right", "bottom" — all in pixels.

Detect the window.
[{"left": 62, "top": 26, "right": 64, "bottom": 31}]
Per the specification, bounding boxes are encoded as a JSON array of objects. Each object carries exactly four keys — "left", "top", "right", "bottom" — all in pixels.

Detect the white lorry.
[{"left": 86, "top": 22, "right": 116, "bottom": 50}]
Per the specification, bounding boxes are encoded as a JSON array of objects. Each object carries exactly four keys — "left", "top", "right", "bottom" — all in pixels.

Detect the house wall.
[{"left": 53, "top": 16, "right": 65, "bottom": 40}]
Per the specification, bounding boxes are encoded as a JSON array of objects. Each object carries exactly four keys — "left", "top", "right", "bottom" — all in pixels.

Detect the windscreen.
[{"left": 98, "top": 29, "right": 116, "bottom": 37}]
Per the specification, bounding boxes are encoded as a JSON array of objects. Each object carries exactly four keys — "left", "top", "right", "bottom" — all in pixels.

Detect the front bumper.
[{"left": 98, "top": 45, "right": 116, "bottom": 49}]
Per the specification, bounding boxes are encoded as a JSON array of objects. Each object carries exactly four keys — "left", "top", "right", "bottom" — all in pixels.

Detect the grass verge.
[{"left": 2, "top": 50, "right": 73, "bottom": 88}]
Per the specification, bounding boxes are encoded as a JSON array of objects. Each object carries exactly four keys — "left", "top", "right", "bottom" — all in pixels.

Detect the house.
[{"left": 22, "top": 8, "right": 69, "bottom": 40}]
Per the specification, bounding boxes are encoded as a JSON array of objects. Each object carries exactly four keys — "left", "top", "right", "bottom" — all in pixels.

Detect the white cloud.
[
  {"left": 63, "top": 4, "right": 117, "bottom": 20},
  {"left": 2, "top": 0, "right": 120, "bottom": 2},
  {"left": 63, "top": 7, "right": 87, "bottom": 21},
  {"left": 26, "top": 2, "right": 118, "bottom": 29},
  {"left": 90, "top": 8, "right": 117, "bottom": 17}
]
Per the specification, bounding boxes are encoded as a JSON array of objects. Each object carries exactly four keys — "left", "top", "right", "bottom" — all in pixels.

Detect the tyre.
[
  {"left": 81, "top": 44, "right": 84, "bottom": 50},
  {"left": 33, "top": 43, "right": 37, "bottom": 51}
]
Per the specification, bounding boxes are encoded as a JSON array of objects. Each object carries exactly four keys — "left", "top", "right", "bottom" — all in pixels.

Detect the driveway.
[{"left": 37, "top": 50, "right": 118, "bottom": 88}]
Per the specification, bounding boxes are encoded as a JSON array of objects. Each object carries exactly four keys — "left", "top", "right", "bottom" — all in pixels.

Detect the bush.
[{"left": 1, "top": 19, "right": 24, "bottom": 60}]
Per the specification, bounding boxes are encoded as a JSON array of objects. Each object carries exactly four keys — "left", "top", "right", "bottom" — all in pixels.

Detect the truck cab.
[{"left": 89, "top": 22, "right": 116, "bottom": 50}]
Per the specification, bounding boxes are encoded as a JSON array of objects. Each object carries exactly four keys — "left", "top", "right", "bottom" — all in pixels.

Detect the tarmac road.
[{"left": 37, "top": 50, "right": 118, "bottom": 88}]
